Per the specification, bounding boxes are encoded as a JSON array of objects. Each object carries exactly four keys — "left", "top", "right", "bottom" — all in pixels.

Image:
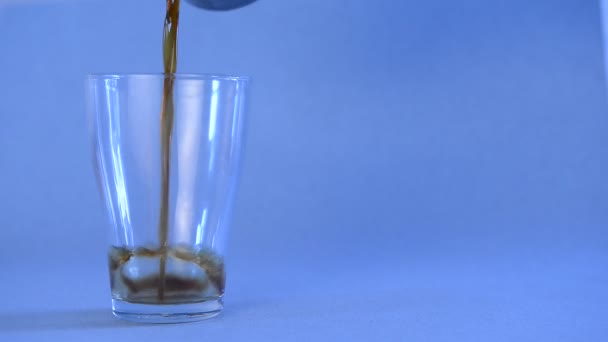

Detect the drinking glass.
[{"left": 85, "top": 74, "right": 249, "bottom": 323}]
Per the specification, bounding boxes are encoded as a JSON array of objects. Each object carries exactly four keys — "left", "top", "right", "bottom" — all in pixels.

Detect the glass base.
[{"left": 111, "top": 297, "right": 223, "bottom": 323}]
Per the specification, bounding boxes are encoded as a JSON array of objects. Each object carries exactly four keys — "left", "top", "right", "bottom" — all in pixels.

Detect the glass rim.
[{"left": 85, "top": 73, "right": 250, "bottom": 82}]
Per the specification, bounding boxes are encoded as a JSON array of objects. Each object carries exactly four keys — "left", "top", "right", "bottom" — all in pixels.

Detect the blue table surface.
[{"left": 1, "top": 249, "right": 606, "bottom": 342}]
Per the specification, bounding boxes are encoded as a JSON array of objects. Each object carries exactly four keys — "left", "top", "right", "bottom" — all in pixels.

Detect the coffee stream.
[
  {"left": 102, "top": 0, "right": 257, "bottom": 307},
  {"left": 108, "top": 0, "right": 225, "bottom": 305},
  {"left": 158, "top": 0, "right": 181, "bottom": 302}
]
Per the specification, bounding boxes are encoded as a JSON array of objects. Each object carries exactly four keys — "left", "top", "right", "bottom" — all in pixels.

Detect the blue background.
[{"left": 1, "top": 0, "right": 607, "bottom": 340}]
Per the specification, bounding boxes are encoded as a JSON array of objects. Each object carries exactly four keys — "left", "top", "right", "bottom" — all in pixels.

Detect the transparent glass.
[{"left": 85, "top": 74, "right": 248, "bottom": 323}]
